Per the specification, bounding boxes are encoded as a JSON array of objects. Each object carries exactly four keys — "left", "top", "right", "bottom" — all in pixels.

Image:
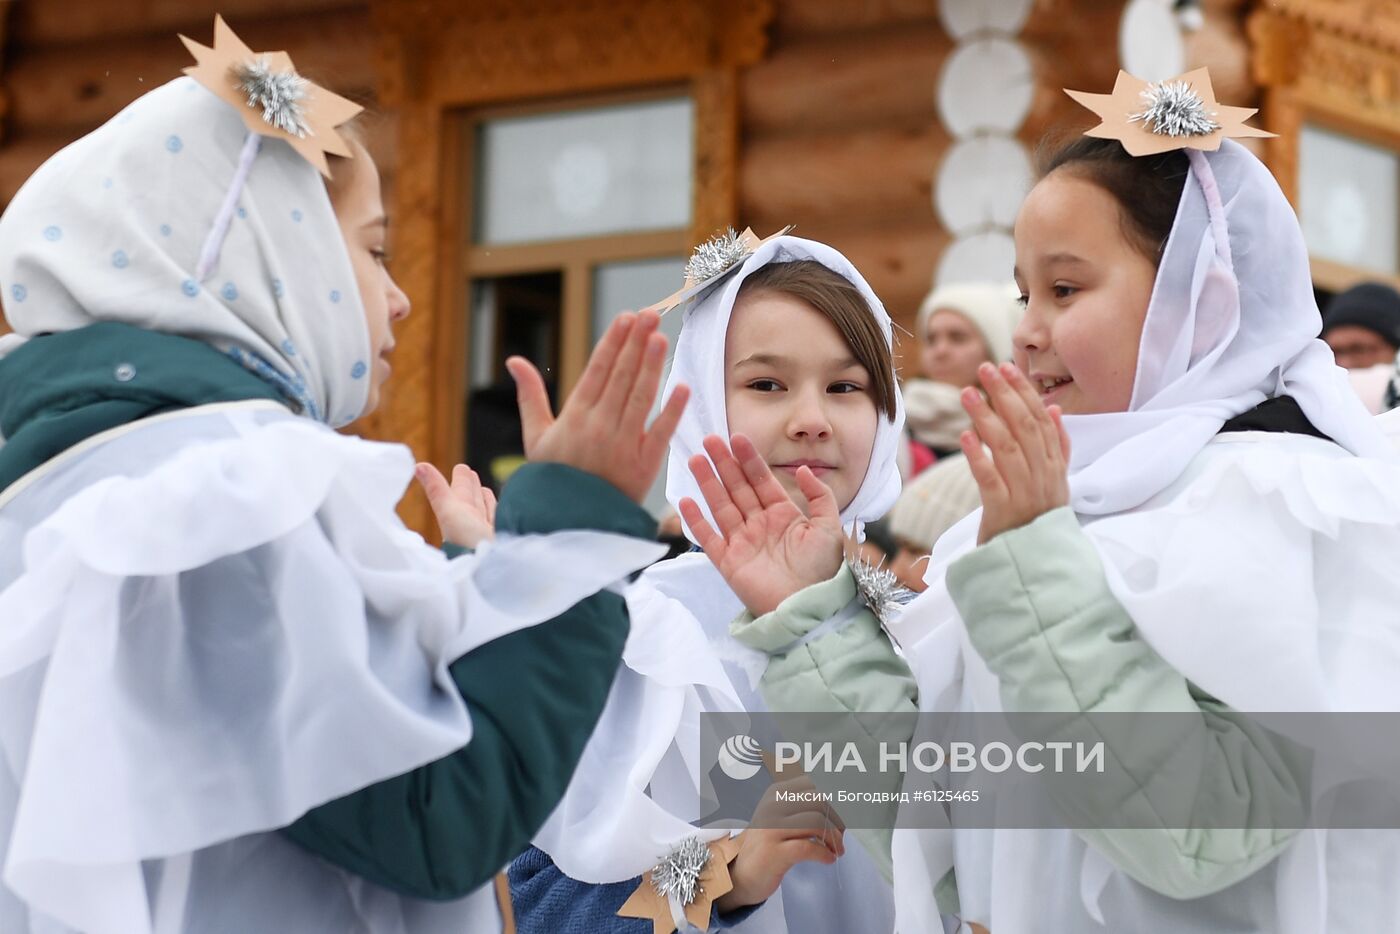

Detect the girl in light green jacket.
[{"left": 682, "top": 71, "right": 1400, "bottom": 934}]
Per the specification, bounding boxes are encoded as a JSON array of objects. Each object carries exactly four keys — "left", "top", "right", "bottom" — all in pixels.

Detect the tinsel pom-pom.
[
  {"left": 1129, "top": 80, "right": 1220, "bottom": 139},
  {"left": 685, "top": 228, "right": 748, "bottom": 284},
  {"left": 850, "top": 555, "right": 917, "bottom": 626},
  {"left": 651, "top": 836, "right": 712, "bottom": 907},
  {"left": 232, "top": 56, "right": 311, "bottom": 138}
]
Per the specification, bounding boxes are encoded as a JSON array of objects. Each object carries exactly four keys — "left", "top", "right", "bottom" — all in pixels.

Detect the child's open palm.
[
  {"left": 507, "top": 309, "right": 689, "bottom": 504},
  {"left": 961, "top": 361, "right": 1072, "bottom": 545},
  {"left": 679, "top": 434, "right": 845, "bottom": 617}
]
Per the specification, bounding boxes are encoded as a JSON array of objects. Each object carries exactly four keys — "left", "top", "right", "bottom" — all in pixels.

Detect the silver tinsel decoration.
[
  {"left": 650, "top": 836, "right": 712, "bottom": 907},
  {"left": 685, "top": 228, "right": 748, "bottom": 284},
  {"left": 1129, "top": 80, "right": 1220, "bottom": 138},
  {"left": 850, "top": 555, "right": 916, "bottom": 626},
  {"left": 233, "top": 56, "right": 312, "bottom": 138}
]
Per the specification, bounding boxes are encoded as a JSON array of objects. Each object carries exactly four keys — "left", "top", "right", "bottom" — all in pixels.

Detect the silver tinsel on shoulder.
[
  {"left": 685, "top": 228, "right": 748, "bottom": 284},
  {"left": 233, "top": 56, "right": 312, "bottom": 138},
  {"left": 1129, "top": 80, "right": 1220, "bottom": 138},
  {"left": 650, "top": 835, "right": 712, "bottom": 907},
  {"left": 850, "top": 555, "right": 916, "bottom": 626}
]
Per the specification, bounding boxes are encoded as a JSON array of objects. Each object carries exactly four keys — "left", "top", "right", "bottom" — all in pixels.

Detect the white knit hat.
[
  {"left": 914, "top": 282, "right": 1022, "bottom": 363},
  {"left": 887, "top": 452, "right": 981, "bottom": 550}
]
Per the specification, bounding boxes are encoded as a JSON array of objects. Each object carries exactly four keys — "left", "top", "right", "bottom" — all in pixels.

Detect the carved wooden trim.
[
  {"left": 363, "top": 0, "right": 773, "bottom": 538},
  {"left": 1256, "top": 0, "right": 1400, "bottom": 56},
  {"left": 1249, "top": 4, "right": 1400, "bottom": 210},
  {"left": 373, "top": 0, "right": 771, "bottom": 109}
]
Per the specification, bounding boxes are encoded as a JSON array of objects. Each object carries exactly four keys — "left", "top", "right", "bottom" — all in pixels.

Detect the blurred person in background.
[
  {"left": 1322, "top": 283, "right": 1400, "bottom": 413},
  {"left": 900, "top": 282, "right": 1021, "bottom": 476}
]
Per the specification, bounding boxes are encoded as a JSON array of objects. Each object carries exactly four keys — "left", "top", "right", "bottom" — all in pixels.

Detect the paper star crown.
[
  {"left": 653, "top": 225, "right": 794, "bottom": 314},
  {"left": 1065, "top": 68, "right": 1273, "bottom": 157},
  {"left": 617, "top": 835, "right": 742, "bottom": 934},
  {"left": 181, "top": 15, "right": 363, "bottom": 177}
]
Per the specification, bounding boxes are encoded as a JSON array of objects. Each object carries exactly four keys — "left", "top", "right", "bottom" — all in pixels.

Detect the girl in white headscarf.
[
  {"left": 514, "top": 236, "right": 910, "bottom": 933},
  {"left": 684, "top": 88, "right": 1400, "bottom": 931},
  {"left": 0, "top": 22, "right": 688, "bottom": 934}
]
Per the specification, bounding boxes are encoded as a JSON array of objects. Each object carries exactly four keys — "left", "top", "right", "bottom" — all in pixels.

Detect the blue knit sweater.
[{"left": 509, "top": 846, "right": 763, "bottom": 932}]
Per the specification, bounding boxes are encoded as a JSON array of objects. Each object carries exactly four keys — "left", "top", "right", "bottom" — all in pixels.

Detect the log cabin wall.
[
  {"left": 0, "top": 0, "right": 1285, "bottom": 539},
  {"left": 739, "top": 2, "right": 953, "bottom": 364}
]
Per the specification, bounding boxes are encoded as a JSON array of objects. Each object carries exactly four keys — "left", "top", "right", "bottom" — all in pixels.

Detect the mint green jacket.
[{"left": 730, "top": 507, "right": 1305, "bottom": 901}]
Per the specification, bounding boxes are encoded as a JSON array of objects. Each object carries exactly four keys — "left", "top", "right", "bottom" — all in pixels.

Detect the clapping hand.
[
  {"left": 960, "top": 362, "right": 1071, "bottom": 545},
  {"left": 506, "top": 309, "right": 689, "bottom": 503},
  {"left": 679, "top": 434, "right": 845, "bottom": 617}
]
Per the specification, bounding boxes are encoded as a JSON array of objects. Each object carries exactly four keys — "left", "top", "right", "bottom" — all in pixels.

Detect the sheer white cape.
[{"left": 0, "top": 402, "right": 665, "bottom": 934}]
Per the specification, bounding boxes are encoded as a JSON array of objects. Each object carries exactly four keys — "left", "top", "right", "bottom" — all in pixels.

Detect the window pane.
[
  {"left": 475, "top": 98, "right": 694, "bottom": 245},
  {"left": 1300, "top": 124, "right": 1399, "bottom": 274},
  {"left": 592, "top": 256, "right": 687, "bottom": 342},
  {"left": 466, "top": 272, "right": 562, "bottom": 489},
  {"left": 592, "top": 257, "right": 686, "bottom": 517}
]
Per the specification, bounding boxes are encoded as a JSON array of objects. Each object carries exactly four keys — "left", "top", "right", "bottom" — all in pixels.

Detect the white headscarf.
[
  {"left": 0, "top": 76, "right": 369, "bottom": 427},
  {"left": 663, "top": 235, "right": 906, "bottom": 540},
  {"left": 1063, "top": 140, "right": 1395, "bottom": 514},
  {"left": 914, "top": 281, "right": 1022, "bottom": 364}
]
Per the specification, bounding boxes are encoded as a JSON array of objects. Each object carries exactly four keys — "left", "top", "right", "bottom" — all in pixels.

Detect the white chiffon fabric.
[
  {"left": 886, "top": 142, "right": 1400, "bottom": 932},
  {"left": 0, "top": 401, "right": 666, "bottom": 934},
  {"left": 1062, "top": 142, "right": 1393, "bottom": 515},
  {"left": 533, "top": 238, "right": 905, "bottom": 932}
]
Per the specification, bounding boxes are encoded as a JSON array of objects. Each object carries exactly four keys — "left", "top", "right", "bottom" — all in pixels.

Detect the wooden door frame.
[{"left": 359, "top": 0, "right": 772, "bottom": 536}]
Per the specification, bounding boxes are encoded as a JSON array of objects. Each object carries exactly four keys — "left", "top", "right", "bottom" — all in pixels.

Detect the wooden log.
[
  {"left": 1016, "top": 0, "right": 1123, "bottom": 150},
  {"left": 743, "top": 25, "right": 951, "bottom": 136},
  {"left": 5, "top": 10, "right": 375, "bottom": 136},
  {"left": 8, "top": 0, "right": 361, "bottom": 46},
  {"left": 741, "top": 123, "right": 948, "bottom": 235},
  {"left": 771, "top": 0, "right": 939, "bottom": 40}
]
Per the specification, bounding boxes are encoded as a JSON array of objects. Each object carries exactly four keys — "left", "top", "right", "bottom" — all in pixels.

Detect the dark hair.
[
  {"left": 1037, "top": 134, "right": 1189, "bottom": 265},
  {"left": 736, "top": 260, "right": 898, "bottom": 421}
]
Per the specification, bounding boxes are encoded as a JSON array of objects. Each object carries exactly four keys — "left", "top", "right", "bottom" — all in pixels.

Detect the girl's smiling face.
[
  {"left": 724, "top": 289, "right": 880, "bottom": 512},
  {"left": 1012, "top": 171, "right": 1158, "bottom": 415}
]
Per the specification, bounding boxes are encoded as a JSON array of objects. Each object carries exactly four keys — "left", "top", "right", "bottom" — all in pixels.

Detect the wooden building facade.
[{"left": 0, "top": 0, "right": 1396, "bottom": 535}]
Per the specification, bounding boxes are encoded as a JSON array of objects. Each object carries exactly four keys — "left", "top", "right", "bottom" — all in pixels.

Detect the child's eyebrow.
[
  {"left": 734, "top": 352, "right": 863, "bottom": 370},
  {"left": 1044, "top": 252, "right": 1088, "bottom": 267},
  {"left": 361, "top": 214, "right": 388, "bottom": 231}
]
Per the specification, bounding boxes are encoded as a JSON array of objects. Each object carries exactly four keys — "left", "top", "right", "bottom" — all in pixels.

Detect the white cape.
[
  {"left": 888, "top": 432, "right": 1400, "bottom": 933},
  {"left": 0, "top": 401, "right": 665, "bottom": 934}
]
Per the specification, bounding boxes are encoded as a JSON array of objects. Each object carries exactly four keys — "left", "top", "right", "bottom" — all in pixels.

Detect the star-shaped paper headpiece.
[
  {"left": 652, "top": 225, "right": 794, "bottom": 314},
  {"left": 1066, "top": 68, "right": 1273, "bottom": 158},
  {"left": 181, "top": 15, "right": 363, "bottom": 177},
  {"left": 617, "top": 835, "right": 743, "bottom": 934}
]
